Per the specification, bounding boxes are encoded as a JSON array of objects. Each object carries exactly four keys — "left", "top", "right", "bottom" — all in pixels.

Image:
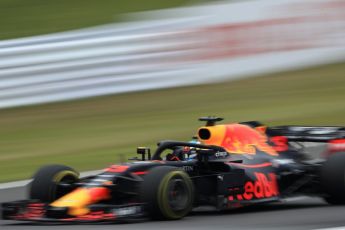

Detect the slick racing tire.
[
  {"left": 321, "top": 152, "right": 345, "bottom": 204},
  {"left": 141, "top": 166, "right": 194, "bottom": 220},
  {"left": 29, "top": 164, "right": 79, "bottom": 202}
]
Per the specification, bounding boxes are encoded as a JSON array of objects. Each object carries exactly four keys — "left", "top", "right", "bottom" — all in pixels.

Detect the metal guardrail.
[
  {"left": 1, "top": 0, "right": 345, "bottom": 109},
  {"left": 0, "top": 18, "right": 203, "bottom": 109}
]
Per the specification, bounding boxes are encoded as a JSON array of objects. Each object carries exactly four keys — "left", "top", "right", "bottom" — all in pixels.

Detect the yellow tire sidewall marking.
[{"left": 157, "top": 170, "right": 193, "bottom": 219}]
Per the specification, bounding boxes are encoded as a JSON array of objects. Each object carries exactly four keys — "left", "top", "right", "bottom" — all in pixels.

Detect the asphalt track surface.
[{"left": 1, "top": 184, "right": 345, "bottom": 230}]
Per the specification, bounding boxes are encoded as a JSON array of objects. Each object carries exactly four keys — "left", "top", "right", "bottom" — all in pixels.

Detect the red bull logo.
[
  {"left": 198, "top": 124, "right": 278, "bottom": 156},
  {"left": 228, "top": 172, "right": 279, "bottom": 201}
]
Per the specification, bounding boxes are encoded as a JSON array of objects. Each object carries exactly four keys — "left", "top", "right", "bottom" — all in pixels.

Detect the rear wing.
[{"left": 268, "top": 126, "right": 345, "bottom": 142}]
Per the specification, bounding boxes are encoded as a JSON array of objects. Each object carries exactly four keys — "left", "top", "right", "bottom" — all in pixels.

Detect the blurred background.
[{"left": 0, "top": 0, "right": 345, "bottom": 182}]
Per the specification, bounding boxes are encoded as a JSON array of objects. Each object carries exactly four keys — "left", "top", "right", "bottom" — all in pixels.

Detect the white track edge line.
[{"left": 0, "top": 170, "right": 102, "bottom": 190}]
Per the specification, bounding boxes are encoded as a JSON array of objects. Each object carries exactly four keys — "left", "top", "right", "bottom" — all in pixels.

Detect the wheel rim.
[{"left": 167, "top": 177, "right": 189, "bottom": 211}]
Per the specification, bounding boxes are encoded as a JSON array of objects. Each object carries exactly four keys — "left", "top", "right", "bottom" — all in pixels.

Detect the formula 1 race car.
[{"left": 2, "top": 117, "right": 345, "bottom": 223}]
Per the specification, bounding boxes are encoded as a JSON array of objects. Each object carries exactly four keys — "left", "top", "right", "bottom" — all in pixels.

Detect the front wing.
[{"left": 1, "top": 200, "right": 145, "bottom": 223}]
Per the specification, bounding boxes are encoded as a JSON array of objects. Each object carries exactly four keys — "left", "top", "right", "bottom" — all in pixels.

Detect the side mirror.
[{"left": 136, "top": 147, "right": 151, "bottom": 161}]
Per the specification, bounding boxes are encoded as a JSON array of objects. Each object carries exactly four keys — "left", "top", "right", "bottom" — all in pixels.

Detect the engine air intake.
[{"left": 198, "top": 128, "right": 211, "bottom": 140}]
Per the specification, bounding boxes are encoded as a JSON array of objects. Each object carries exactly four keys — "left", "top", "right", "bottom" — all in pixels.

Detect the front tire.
[
  {"left": 321, "top": 152, "right": 345, "bottom": 204},
  {"left": 29, "top": 164, "right": 79, "bottom": 202},
  {"left": 140, "top": 166, "right": 194, "bottom": 220}
]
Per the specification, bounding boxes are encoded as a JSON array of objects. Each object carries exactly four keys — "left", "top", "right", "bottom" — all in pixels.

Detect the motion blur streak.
[{"left": 0, "top": 0, "right": 345, "bottom": 109}]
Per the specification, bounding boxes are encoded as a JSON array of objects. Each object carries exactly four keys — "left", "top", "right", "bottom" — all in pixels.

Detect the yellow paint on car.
[{"left": 50, "top": 188, "right": 92, "bottom": 216}]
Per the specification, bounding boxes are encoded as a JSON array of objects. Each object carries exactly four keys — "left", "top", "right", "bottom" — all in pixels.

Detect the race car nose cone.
[{"left": 50, "top": 187, "right": 110, "bottom": 216}]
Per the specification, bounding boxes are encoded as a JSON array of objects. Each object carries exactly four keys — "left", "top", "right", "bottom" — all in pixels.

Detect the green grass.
[
  {"left": 0, "top": 0, "right": 197, "bottom": 40},
  {"left": 0, "top": 62, "right": 345, "bottom": 182}
]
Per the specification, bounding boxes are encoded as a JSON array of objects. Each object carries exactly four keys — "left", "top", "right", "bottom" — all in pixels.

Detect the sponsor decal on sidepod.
[{"left": 229, "top": 172, "right": 279, "bottom": 201}]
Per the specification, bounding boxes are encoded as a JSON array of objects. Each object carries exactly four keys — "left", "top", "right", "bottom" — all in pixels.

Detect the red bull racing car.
[{"left": 2, "top": 117, "right": 345, "bottom": 223}]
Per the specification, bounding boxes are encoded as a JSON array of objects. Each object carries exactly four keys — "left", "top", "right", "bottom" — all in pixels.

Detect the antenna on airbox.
[{"left": 198, "top": 116, "right": 223, "bottom": 126}]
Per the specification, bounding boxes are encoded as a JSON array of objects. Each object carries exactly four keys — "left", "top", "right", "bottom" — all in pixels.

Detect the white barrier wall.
[{"left": 0, "top": 0, "right": 345, "bottom": 109}]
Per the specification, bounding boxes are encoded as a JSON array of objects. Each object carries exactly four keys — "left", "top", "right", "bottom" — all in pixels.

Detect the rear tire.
[
  {"left": 29, "top": 164, "right": 79, "bottom": 202},
  {"left": 321, "top": 153, "right": 345, "bottom": 204},
  {"left": 140, "top": 166, "right": 194, "bottom": 220}
]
